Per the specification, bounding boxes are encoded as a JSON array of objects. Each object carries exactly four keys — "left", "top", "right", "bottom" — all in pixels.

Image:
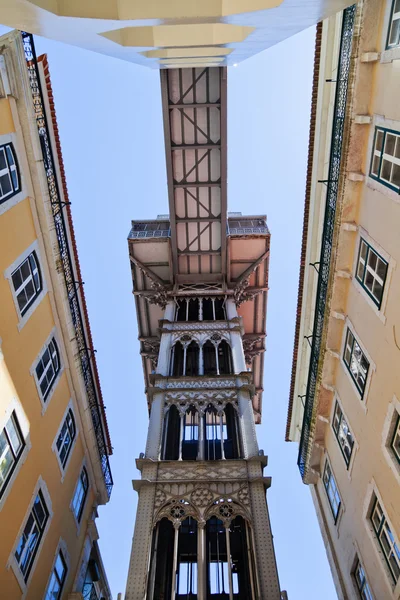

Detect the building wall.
[
  {"left": 0, "top": 34, "right": 110, "bottom": 600},
  {"left": 304, "top": 1, "right": 400, "bottom": 598}
]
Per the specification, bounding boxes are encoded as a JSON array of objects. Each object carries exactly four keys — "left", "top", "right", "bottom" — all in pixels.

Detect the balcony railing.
[
  {"left": 21, "top": 32, "right": 113, "bottom": 498},
  {"left": 129, "top": 226, "right": 170, "bottom": 239},
  {"left": 227, "top": 224, "right": 269, "bottom": 236},
  {"left": 297, "top": 5, "right": 356, "bottom": 479}
]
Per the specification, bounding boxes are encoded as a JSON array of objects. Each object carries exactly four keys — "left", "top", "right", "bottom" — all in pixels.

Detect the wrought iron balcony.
[
  {"left": 297, "top": 5, "right": 356, "bottom": 480},
  {"left": 21, "top": 32, "right": 113, "bottom": 498}
]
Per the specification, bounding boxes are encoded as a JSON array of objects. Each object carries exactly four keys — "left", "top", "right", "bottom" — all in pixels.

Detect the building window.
[
  {"left": 332, "top": 402, "right": 354, "bottom": 467},
  {"left": 0, "top": 411, "right": 25, "bottom": 498},
  {"left": 72, "top": 467, "right": 89, "bottom": 523},
  {"left": 387, "top": 0, "right": 400, "bottom": 48},
  {"left": 356, "top": 239, "right": 388, "bottom": 308},
  {"left": 0, "top": 143, "right": 20, "bottom": 203},
  {"left": 354, "top": 558, "right": 374, "bottom": 600},
  {"left": 391, "top": 414, "right": 400, "bottom": 464},
  {"left": 370, "top": 497, "right": 400, "bottom": 584},
  {"left": 14, "top": 490, "right": 49, "bottom": 581},
  {"left": 370, "top": 127, "right": 400, "bottom": 192},
  {"left": 45, "top": 549, "right": 67, "bottom": 600},
  {"left": 35, "top": 337, "right": 60, "bottom": 401},
  {"left": 323, "top": 461, "right": 341, "bottom": 523},
  {"left": 343, "top": 328, "right": 370, "bottom": 397},
  {"left": 11, "top": 251, "right": 42, "bottom": 317},
  {"left": 56, "top": 409, "right": 76, "bottom": 469}
]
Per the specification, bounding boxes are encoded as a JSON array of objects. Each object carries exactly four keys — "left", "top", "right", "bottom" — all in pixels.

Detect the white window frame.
[
  {"left": 363, "top": 481, "right": 400, "bottom": 595},
  {"left": 367, "top": 116, "right": 400, "bottom": 201},
  {"left": 322, "top": 457, "right": 342, "bottom": 525},
  {"left": 381, "top": 0, "right": 400, "bottom": 63},
  {"left": 0, "top": 133, "right": 25, "bottom": 216},
  {"left": 382, "top": 395, "right": 400, "bottom": 485},
  {"left": 330, "top": 394, "right": 357, "bottom": 475},
  {"left": 0, "top": 393, "right": 31, "bottom": 512},
  {"left": 4, "top": 240, "right": 47, "bottom": 331},
  {"left": 341, "top": 319, "right": 375, "bottom": 407},
  {"left": 370, "top": 126, "right": 400, "bottom": 192},
  {"left": 30, "top": 327, "right": 64, "bottom": 414},
  {"left": 52, "top": 399, "right": 78, "bottom": 481},
  {"left": 43, "top": 538, "right": 70, "bottom": 600},
  {"left": 351, "top": 228, "right": 395, "bottom": 323},
  {"left": 7, "top": 476, "right": 53, "bottom": 595},
  {"left": 70, "top": 460, "right": 90, "bottom": 534}
]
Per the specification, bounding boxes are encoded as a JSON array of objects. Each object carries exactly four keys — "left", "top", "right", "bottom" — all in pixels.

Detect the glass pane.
[
  {"left": 365, "top": 271, "right": 374, "bottom": 292},
  {"left": 392, "top": 163, "right": 400, "bottom": 188},
  {"left": 45, "top": 572, "right": 60, "bottom": 600},
  {"left": 24, "top": 279, "right": 35, "bottom": 302},
  {"left": 390, "top": 19, "right": 400, "bottom": 45},
  {"left": 33, "top": 494, "right": 47, "bottom": 528},
  {"left": 11, "top": 169, "right": 18, "bottom": 190},
  {"left": 373, "top": 280, "right": 383, "bottom": 302},
  {"left": 55, "top": 552, "right": 66, "bottom": 580},
  {"left": 385, "top": 133, "right": 396, "bottom": 156},
  {"left": 0, "top": 439, "right": 14, "bottom": 485},
  {"left": 0, "top": 173, "right": 12, "bottom": 195},
  {"left": 371, "top": 155, "right": 380, "bottom": 175},
  {"left": 17, "top": 290, "right": 28, "bottom": 312},
  {"left": 381, "top": 159, "right": 392, "bottom": 181},
  {"left": 6, "top": 145, "right": 14, "bottom": 166},
  {"left": 0, "top": 148, "right": 6, "bottom": 170},
  {"left": 375, "top": 130, "right": 384, "bottom": 152},
  {"left": 6, "top": 417, "right": 22, "bottom": 455},
  {"left": 376, "top": 258, "right": 387, "bottom": 280},
  {"left": 11, "top": 268, "right": 22, "bottom": 291}
]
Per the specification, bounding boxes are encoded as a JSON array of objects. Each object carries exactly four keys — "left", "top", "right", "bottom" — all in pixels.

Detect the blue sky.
[{"left": 4, "top": 24, "right": 336, "bottom": 599}]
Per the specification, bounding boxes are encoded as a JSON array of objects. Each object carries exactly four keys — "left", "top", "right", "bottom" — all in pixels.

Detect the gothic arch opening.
[
  {"left": 218, "top": 340, "right": 233, "bottom": 375},
  {"left": 163, "top": 405, "right": 180, "bottom": 460},
  {"left": 171, "top": 341, "right": 184, "bottom": 376},
  {"left": 203, "top": 340, "right": 217, "bottom": 376},
  {"left": 186, "top": 340, "right": 200, "bottom": 376},
  {"left": 148, "top": 516, "right": 198, "bottom": 599},
  {"left": 182, "top": 406, "right": 199, "bottom": 460},
  {"left": 206, "top": 515, "right": 255, "bottom": 599}
]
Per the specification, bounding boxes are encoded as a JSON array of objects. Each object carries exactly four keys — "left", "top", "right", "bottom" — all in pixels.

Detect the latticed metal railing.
[
  {"left": 297, "top": 5, "right": 356, "bottom": 479},
  {"left": 228, "top": 226, "right": 269, "bottom": 236},
  {"left": 21, "top": 32, "right": 113, "bottom": 498},
  {"left": 129, "top": 227, "right": 170, "bottom": 239}
]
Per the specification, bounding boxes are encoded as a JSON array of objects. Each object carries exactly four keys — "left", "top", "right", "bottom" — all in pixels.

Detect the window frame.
[
  {"left": 353, "top": 556, "right": 374, "bottom": 600},
  {"left": 0, "top": 410, "right": 25, "bottom": 500},
  {"left": 35, "top": 337, "right": 60, "bottom": 401},
  {"left": 4, "top": 241, "right": 47, "bottom": 330},
  {"left": 11, "top": 251, "right": 42, "bottom": 317},
  {"left": 386, "top": 0, "right": 400, "bottom": 49},
  {"left": 355, "top": 238, "right": 388, "bottom": 309},
  {"left": 369, "top": 126, "right": 400, "bottom": 192},
  {"left": 322, "top": 460, "right": 342, "bottom": 524},
  {"left": 370, "top": 496, "right": 400, "bottom": 585},
  {"left": 342, "top": 327, "right": 370, "bottom": 399},
  {"left": 391, "top": 414, "right": 400, "bottom": 465},
  {"left": 71, "top": 466, "right": 89, "bottom": 525},
  {"left": 44, "top": 545, "right": 68, "bottom": 600},
  {"left": 31, "top": 328, "right": 63, "bottom": 413},
  {"left": 53, "top": 401, "right": 78, "bottom": 479},
  {"left": 0, "top": 133, "right": 25, "bottom": 217},
  {"left": 0, "top": 142, "right": 20, "bottom": 203},
  {"left": 332, "top": 400, "right": 355, "bottom": 469}
]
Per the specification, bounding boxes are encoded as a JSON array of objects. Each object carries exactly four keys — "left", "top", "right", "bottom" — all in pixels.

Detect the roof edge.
[{"left": 285, "top": 22, "right": 323, "bottom": 442}]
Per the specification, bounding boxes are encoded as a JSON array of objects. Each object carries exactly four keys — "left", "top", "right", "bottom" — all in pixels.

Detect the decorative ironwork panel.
[
  {"left": 21, "top": 32, "right": 113, "bottom": 498},
  {"left": 297, "top": 5, "right": 356, "bottom": 479}
]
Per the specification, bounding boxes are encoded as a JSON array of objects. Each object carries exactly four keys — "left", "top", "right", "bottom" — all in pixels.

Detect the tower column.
[
  {"left": 145, "top": 392, "right": 164, "bottom": 459},
  {"left": 226, "top": 299, "right": 246, "bottom": 373},
  {"left": 197, "top": 522, "right": 206, "bottom": 600}
]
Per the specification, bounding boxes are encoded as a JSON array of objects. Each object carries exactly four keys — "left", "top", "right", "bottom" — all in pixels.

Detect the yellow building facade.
[
  {"left": 0, "top": 31, "right": 113, "bottom": 600},
  {"left": 287, "top": 1, "right": 400, "bottom": 599}
]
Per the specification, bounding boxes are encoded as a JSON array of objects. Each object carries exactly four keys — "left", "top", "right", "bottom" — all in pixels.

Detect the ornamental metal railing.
[
  {"left": 129, "top": 227, "right": 171, "bottom": 239},
  {"left": 227, "top": 225, "right": 269, "bottom": 236},
  {"left": 21, "top": 32, "right": 113, "bottom": 498},
  {"left": 297, "top": 5, "right": 356, "bottom": 479}
]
